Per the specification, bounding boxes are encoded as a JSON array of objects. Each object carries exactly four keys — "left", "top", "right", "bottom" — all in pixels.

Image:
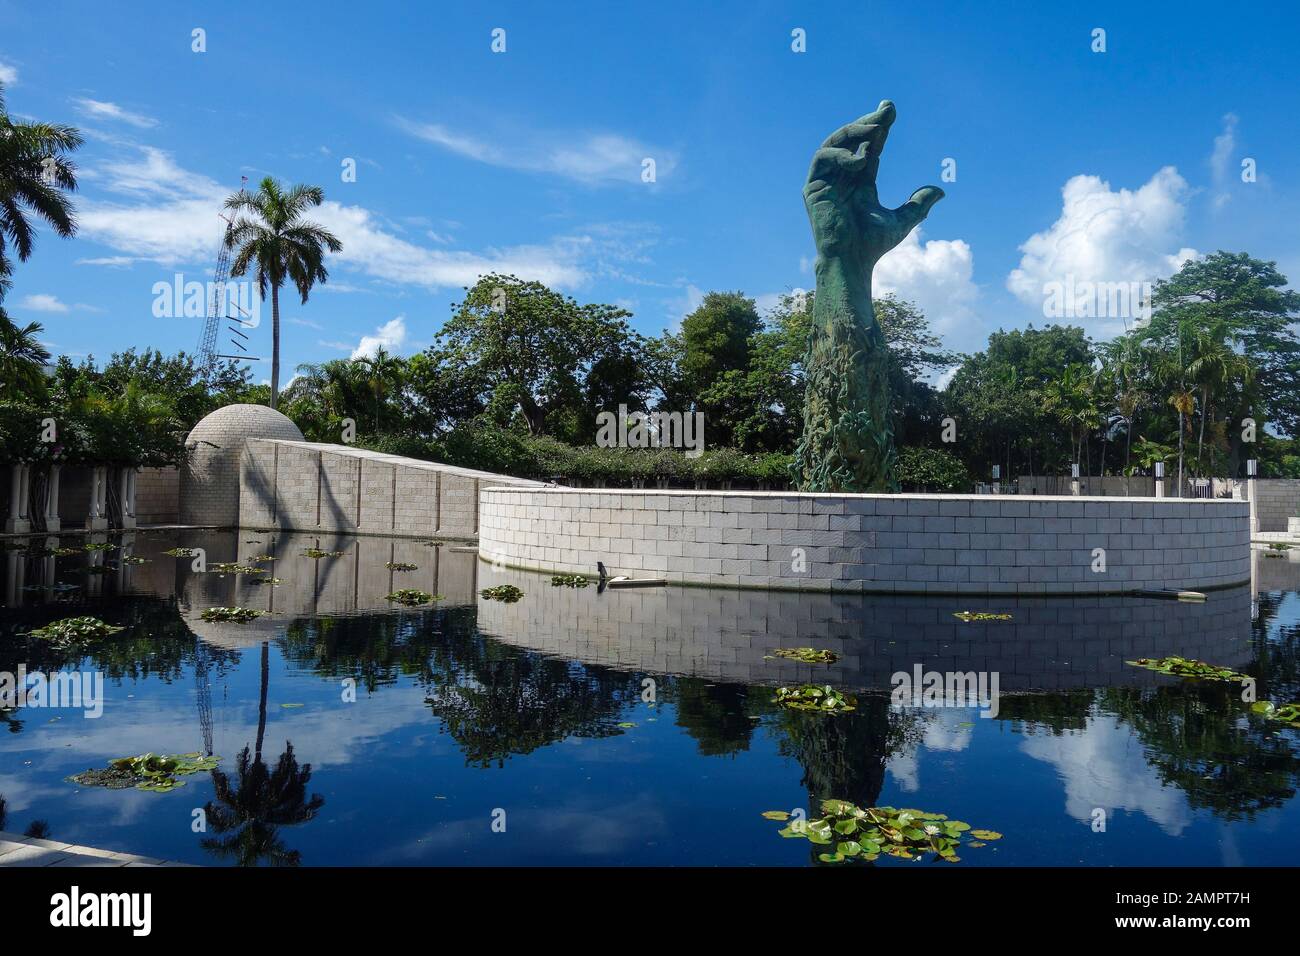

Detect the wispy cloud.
[
  {"left": 1210, "top": 113, "right": 1238, "bottom": 210},
  {"left": 0, "top": 60, "right": 17, "bottom": 85},
  {"left": 17, "top": 293, "right": 69, "bottom": 313},
  {"left": 73, "top": 97, "right": 158, "bottom": 129},
  {"left": 394, "top": 115, "right": 677, "bottom": 185}
]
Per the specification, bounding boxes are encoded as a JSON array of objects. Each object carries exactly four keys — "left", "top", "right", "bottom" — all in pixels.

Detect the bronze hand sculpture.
[{"left": 791, "top": 100, "right": 943, "bottom": 492}]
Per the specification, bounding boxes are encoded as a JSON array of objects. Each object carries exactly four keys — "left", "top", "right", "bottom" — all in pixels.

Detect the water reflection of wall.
[{"left": 473, "top": 566, "right": 1254, "bottom": 692}]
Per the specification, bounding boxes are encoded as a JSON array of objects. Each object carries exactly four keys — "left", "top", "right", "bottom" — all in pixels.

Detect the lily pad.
[
  {"left": 1126, "top": 656, "right": 1250, "bottom": 683},
  {"left": 773, "top": 684, "right": 856, "bottom": 714},
  {"left": 68, "top": 752, "right": 220, "bottom": 792},
  {"left": 199, "top": 607, "right": 264, "bottom": 623},
  {"left": 303, "top": 548, "right": 345, "bottom": 559},
  {"left": 550, "top": 574, "right": 590, "bottom": 588},
  {"left": 953, "top": 611, "right": 1012, "bottom": 622},
  {"left": 208, "top": 562, "right": 266, "bottom": 575},
  {"left": 765, "top": 800, "right": 999, "bottom": 866},
  {"left": 163, "top": 547, "right": 196, "bottom": 557},
  {"left": 386, "top": 588, "right": 440, "bottom": 606},
  {"left": 386, "top": 562, "right": 418, "bottom": 571},
  {"left": 970, "top": 829, "right": 1002, "bottom": 840},
  {"left": 28, "top": 616, "right": 124, "bottom": 643},
  {"left": 766, "top": 647, "right": 839, "bottom": 664},
  {"left": 1251, "top": 700, "right": 1300, "bottom": 727},
  {"left": 481, "top": 584, "right": 524, "bottom": 603}
]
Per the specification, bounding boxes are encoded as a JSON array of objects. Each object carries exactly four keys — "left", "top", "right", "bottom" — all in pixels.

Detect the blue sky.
[{"left": 2, "top": 0, "right": 1298, "bottom": 382}]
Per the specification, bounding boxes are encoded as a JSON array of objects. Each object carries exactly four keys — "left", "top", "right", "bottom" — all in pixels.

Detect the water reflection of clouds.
[
  {"left": 1018, "top": 715, "right": 1193, "bottom": 836},
  {"left": 886, "top": 710, "right": 973, "bottom": 792}
]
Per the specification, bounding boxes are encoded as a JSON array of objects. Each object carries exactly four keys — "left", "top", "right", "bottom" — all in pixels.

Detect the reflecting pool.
[{"left": 1, "top": 529, "right": 1298, "bottom": 866}]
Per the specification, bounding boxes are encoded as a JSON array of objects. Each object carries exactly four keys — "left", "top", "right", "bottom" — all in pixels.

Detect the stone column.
[
  {"left": 4, "top": 463, "right": 32, "bottom": 534},
  {"left": 118, "top": 466, "right": 138, "bottom": 529},
  {"left": 87, "top": 466, "right": 109, "bottom": 531},
  {"left": 44, "top": 464, "right": 62, "bottom": 533}
]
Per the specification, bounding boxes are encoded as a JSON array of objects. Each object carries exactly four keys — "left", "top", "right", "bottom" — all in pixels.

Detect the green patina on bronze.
[{"left": 792, "top": 101, "right": 943, "bottom": 492}]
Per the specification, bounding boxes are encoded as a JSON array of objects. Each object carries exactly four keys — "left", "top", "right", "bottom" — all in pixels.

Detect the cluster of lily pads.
[
  {"left": 120, "top": 555, "right": 149, "bottom": 565},
  {"left": 208, "top": 562, "right": 267, "bottom": 575},
  {"left": 767, "top": 647, "right": 839, "bottom": 664},
  {"left": 765, "top": 800, "right": 1000, "bottom": 864},
  {"left": 27, "top": 616, "right": 124, "bottom": 644},
  {"left": 1251, "top": 701, "right": 1300, "bottom": 727},
  {"left": 68, "top": 753, "right": 220, "bottom": 793},
  {"left": 386, "top": 561, "right": 418, "bottom": 572},
  {"left": 35, "top": 546, "right": 80, "bottom": 557},
  {"left": 481, "top": 584, "right": 524, "bottom": 603},
  {"left": 386, "top": 588, "right": 440, "bottom": 606},
  {"left": 953, "top": 611, "right": 1012, "bottom": 622},
  {"left": 249, "top": 555, "right": 276, "bottom": 563},
  {"left": 550, "top": 574, "right": 590, "bottom": 588},
  {"left": 1126, "top": 656, "right": 1250, "bottom": 682},
  {"left": 82, "top": 542, "right": 114, "bottom": 552},
  {"left": 163, "top": 547, "right": 196, "bottom": 557},
  {"left": 303, "top": 548, "right": 346, "bottom": 559},
  {"left": 773, "top": 684, "right": 855, "bottom": 713},
  {"left": 199, "top": 607, "right": 264, "bottom": 623}
]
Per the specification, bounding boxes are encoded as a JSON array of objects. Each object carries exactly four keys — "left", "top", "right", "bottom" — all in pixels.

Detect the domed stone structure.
[{"left": 180, "top": 404, "right": 304, "bottom": 526}]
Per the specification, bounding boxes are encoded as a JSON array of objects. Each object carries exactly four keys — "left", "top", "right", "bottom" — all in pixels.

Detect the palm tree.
[
  {"left": 224, "top": 177, "right": 342, "bottom": 411},
  {"left": 0, "top": 310, "right": 50, "bottom": 400},
  {"left": 1187, "top": 320, "right": 1251, "bottom": 478},
  {"left": 0, "top": 82, "right": 82, "bottom": 278},
  {"left": 201, "top": 742, "right": 324, "bottom": 867},
  {"left": 354, "top": 347, "right": 405, "bottom": 432}
]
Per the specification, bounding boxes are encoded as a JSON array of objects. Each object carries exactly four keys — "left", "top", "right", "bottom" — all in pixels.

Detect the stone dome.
[
  {"left": 186, "top": 403, "right": 304, "bottom": 447},
  {"left": 181, "top": 404, "right": 304, "bottom": 527}
]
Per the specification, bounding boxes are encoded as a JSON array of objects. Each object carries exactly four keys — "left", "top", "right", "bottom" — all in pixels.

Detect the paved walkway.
[{"left": 0, "top": 831, "right": 191, "bottom": 867}]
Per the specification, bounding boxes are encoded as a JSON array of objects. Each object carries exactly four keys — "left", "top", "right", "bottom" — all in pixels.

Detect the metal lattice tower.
[
  {"left": 195, "top": 641, "right": 214, "bottom": 757},
  {"left": 196, "top": 221, "right": 234, "bottom": 379}
]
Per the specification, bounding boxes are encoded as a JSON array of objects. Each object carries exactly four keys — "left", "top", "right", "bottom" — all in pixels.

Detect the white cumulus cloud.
[
  {"left": 17, "top": 293, "right": 69, "bottom": 313},
  {"left": 875, "top": 229, "right": 979, "bottom": 349},
  {"left": 351, "top": 316, "right": 408, "bottom": 359},
  {"left": 73, "top": 97, "right": 158, "bottom": 129},
  {"left": 1006, "top": 166, "right": 1197, "bottom": 337}
]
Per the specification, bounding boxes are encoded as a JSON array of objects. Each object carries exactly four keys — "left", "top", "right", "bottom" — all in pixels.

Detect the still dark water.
[{"left": 2, "top": 529, "right": 1299, "bottom": 866}]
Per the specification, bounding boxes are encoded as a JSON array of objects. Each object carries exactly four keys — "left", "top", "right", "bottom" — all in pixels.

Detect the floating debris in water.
[
  {"left": 953, "top": 611, "right": 1012, "bottom": 622},
  {"left": 387, "top": 588, "right": 439, "bottom": 606},
  {"left": 67, "top": 753, "right": 220, "bottom": 793},
  {"left": 773, "top": 684, "right": 855, "bottom": 713},
  {"left": 1251, "top": 701, "right": 1300, "bottom": 727},
  {"left": 765, "top": 800, "right": 997, "bottom": 864},
  {"left": 766, "top": 647, "right": 839, "bottom": 664},
  {"left": 386, "top": 562, "right": 418, "bottom": 571},
  {"left": 1126, "top": 656, "right": 1250, "bottom": 683},
  {"left": 281, "top": 703, "right": 305, "bottom": 709},
  {"left": 550, "top": 574, "right": 590, "bottom": 588},
  {"left": 199, "top": 607, "right": 264, "bottom": 623},
  {"left": 480, "top": 585, "right": 524, "bottom": 603}
]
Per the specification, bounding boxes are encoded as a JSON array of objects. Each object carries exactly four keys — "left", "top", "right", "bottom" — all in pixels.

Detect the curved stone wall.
[{"left": 478, "top": 489, "right": 1250, "bottom": 595}]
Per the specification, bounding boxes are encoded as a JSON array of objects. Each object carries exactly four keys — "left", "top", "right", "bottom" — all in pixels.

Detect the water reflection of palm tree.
[{"left": 201, "top": 743, "right": 324, "bottom": 867}]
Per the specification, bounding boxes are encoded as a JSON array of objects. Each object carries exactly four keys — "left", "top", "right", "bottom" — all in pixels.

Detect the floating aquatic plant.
[
  {"left": 1251, "top": 701, "right": 1300, "bottom": 728},
  {"left": 67, "top": 753, "right": 220, "bottom": 793},
  {"left": 386, "top": 561, "right": 418, "bottom": 571},
  {"left": 420, "top": 538, "right": 448, "bottom": 547},
  {"left": 120, "top": 555, "right": 149, "bottom": 565},
  {"left": 208, "top": 562, "right": 267, "bottom": 575},
  {"left": 33, "top": 546, "right": 79, "bottom": 557},
  {"left": 551, "top": 574, "right": 590, "bottom": 588},
  {"left": 767, "top": 647, "right": 839, "bottom": 664},
  {"left": 199, "top": 607, "right": 264, "bottom": 623},
  {"left": 249, "top": 554, "right": 276, "bottom": 563},
  {"left": 164, "top": 547, "right": 196, "bottom": 557},
  {"left": 953, "top": 611, "right": 1012, "bottom": 622},
  {"left": 1126, "top": 656, "right": 1250, "bottom": 682},
  {"left": 28, "top": 616, "right": 125, "bottom": 641},
  {"left": 387, "top": 588, "right": 439, "bottom": 606},
  {"left": 1267, "top": 542, "right": 1292, "bottom": 551},
  {"left": 773, "top": 684, "right": 856, "bottom": 713},
  {"left": 82, "top": 542, "right": 113, "bottom": 552},
  {"left": 303, "top": 548, "right": 345, "bottom": 559},
  {"left": 480, "top": 584, "right": 524, "bottom": 603},
  {"left": 84, "top": 565, "right": 113, "bottom": 574},
  {"left": 765, "top": 800, "right": 998, "bottom": 864},
  {"left": 249, "top": 576, "right": 283, "bottom": 586}
]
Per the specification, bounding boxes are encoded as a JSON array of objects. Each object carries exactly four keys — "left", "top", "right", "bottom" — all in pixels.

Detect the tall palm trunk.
[
  {"left": 1176, "top": 409, "right": 1184, "bottom": 496},
  {"left": 270, "top": 284, "right": 281, "bottom": 410},
  {"left": 255, "top": 641, "right": 269, "bottom": 762},
  {"left": 1196, "top": 386, "right": 1208, "bottom": 479}
]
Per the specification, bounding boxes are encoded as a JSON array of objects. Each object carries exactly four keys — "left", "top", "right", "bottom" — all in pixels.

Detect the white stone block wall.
[
  {"left": 1253, "top": 478, "right": 1300, "bottom": 532},
  {"left": 479, "top": 489, "right": 1251, "bottom": 595},
  {"left": 237, "top": 439, "right": 543, "bottom": 536}
]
